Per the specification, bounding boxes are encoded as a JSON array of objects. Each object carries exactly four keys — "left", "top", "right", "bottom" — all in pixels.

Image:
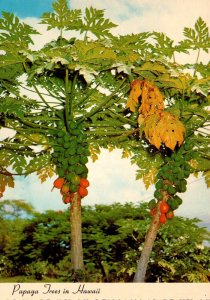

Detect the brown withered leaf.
[
  {"left": 126, "top": 80, "right": 164, "bottom": 115},
  {"left": 128, "top": 79, "right": 186, "bottom": 151},
  {"left": 140, "top": 113, "right": 162, "bottom": 149},
  {"left": 138, "top": 80, "right": 164, "bottom": 116},
  {"left": 0, "top": 173, "right": 15, "bottom": 195},
  {"left": 141, "top": 111, "right": 185, "bottom": 150},
  {"left": 157, "top": 112, "right": 185, "bottom": 150}
]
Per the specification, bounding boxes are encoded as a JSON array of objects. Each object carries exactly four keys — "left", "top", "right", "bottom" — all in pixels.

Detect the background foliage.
[{"left": 0, "top": 200, "right": 209, "bottom": 282}]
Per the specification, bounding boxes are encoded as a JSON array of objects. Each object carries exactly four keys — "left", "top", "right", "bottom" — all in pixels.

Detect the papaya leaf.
[
  {"left": 127, "top": 79, "right": 186, "bottom": 150},
  {"left": 26, "top": 153, "right": 51, "bottom": 174},
  {"left": 110, "top": 32, "right": 151, "bottom": 53},
  {"left": 0, "top": 11, "right": 39, "bottom": 46},
  {"left": 121, "top": 148, "right": 132, "bottom": 159},
  {"left": 152, "top": 32, "right": 175, "bottom": 59},
  {"left": 89, "top": 144, "right": 100, "bottom": 162},
  {"left": 143, "top": 166, "right": 158, "bottom": 190},
  {"left": 80, "top": 7, "right": 117, "bottom": 39},
  {"left": 142, "top": 111, "right": 185, "bottom": 151},
  {"left": 37, "top": 164, "right": 55, "bottom": 183},
  {"left": 135, "top": 61, "right": 169, "bottom": 76},
  {"left": 126, "top": 80, "right": 142, "bottom": 112},
  {"left": 0, "top": 97, "right": 24, "bottom": 118},
  {"left": 40, "top": 0, "right": 82, "bottom": 32},
  {"left": 0, "top": 173, "right": 14, "bottom": 192},
  {"left": 134, "top": 150, "right": 163, "bottom": 189},
  {"left": 0, "top": 54, "right": 24, "bottom": 69},
  {"left": 10, "top": 153, "right": 27, "bottom": 174},
  {"left": 71, "top": 40, "right": 116, "bottom": 69},
  {"left": 203, "top": 170, "right": 210, "bottom": 188},
  {"left": 0, "top": 149, "right": 28, "bottom": 174},
  {"left": 138, "top": 80, "right": 164, "bottom": 117},
  {"left": 157, "top": 73, "right": 189, "bottom": 90},
  {"left": 183, "top": 17, "right": 210, "bottom": 52},
  {"left": 156, "top": 112, "right": 185, "bottom": 150}
]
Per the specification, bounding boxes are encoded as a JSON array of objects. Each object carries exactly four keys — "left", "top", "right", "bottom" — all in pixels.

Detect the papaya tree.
[
  {"left": 122, "top": 19, "right": 210, "bottom": 281},
  {"left": 0, "top": 0, "right": 209, "bottom": 281},
  {"left": 0, "top": 0, "right": 135, "bottom": 274}
]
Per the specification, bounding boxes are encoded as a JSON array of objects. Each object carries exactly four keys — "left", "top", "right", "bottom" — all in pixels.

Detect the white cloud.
[
  {"left": 71, "top": 0, "right": 210, "bottom": 63},
  {"left": 71, "top": 0, "right": 210, "bottom": 35}
]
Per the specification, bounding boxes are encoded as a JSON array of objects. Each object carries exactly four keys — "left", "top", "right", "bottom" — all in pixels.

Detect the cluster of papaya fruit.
[
  {"left": 52, "top": 119, "right": 90, "bottom": 203},
  {"left": 53, "top": 176, "right": 89, "bottom": 204},
  {"left": 148, "top": 140, "right": 195, "bottom": 224}
]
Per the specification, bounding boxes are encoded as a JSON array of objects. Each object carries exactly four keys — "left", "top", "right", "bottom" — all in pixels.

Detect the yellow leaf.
[
  {"left": 126, "top": 79, "right": 142, "bottom": 112},
  {"left": 141, "top": 114, "right": 162, "bottom": 149},
  {"left": 37, "top": 164, "right": 55, "bottom": 183},
  {"left": 157, "top": 112, "right": 185, "bottom": 150},
  {"left": 108, "top": 144, "right": 114, "bottom": 152},
  {"left": 128, "top": 80, "right": 185, "bottom": 151},
  {"left": 138, "top": 80, "right": 164, "bottom": 117},
  {"left": 188, "top": 159, "right": 199, "bottom": 179},
  {"left": 90, "top": 145, "right": 100, "bottom": 162},
  {"left": 29, "top": 133, "right": 48, "bottom": 144},
  {"left": 122, "top": 148, "right": 131, "bottom": 159},
  {"left": 204, "top": 170, "right": 210, "bottom": 188},
  {"left": 143, "top": 167, "right": 158, "bottom": 189},
  {"left": 137, "top": 114, "right": 144, "bottom": 126},
  {"left": 126, "top": 80, "right": 164, "bottom": 115},
  {"left": 142, "top": 111, "right": 185, "bottom": 150}
]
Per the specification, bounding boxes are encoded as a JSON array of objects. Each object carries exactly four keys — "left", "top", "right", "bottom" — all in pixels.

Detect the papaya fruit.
[
  {"left": 78, "top": 186, "right": 88, "bottom": 197},
  {"left": 69, "top": 183, "right": 78, "bottom": 193},
  {"left": 155, "top": 180, "right": 164, "bottom": 190},
  {"left": 148, "top": 199, "right": 156, "bottom": 210},
  {"left": 167, "top": 185, "right": 176, "bottom": 195},
  {"left": 54, "top": 177, "right": 65, "bottom": 189},
  {"left": 80, "top": 178, "right": 90, "bottom": 188},
  {"left": 80, "top": 156, "right": 88, "bottom": 165}
]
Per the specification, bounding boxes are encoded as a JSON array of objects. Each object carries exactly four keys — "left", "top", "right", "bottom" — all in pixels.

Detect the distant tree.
[{"left": 0, "top": 200, "right": 34, "bottom": 276}]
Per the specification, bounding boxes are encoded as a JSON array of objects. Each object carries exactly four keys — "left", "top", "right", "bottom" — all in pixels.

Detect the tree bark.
[
  {"left": 70, "top": 192, "right": 84, "bottom": 271},
  {"left": 133, "top": 202, "right": 161, "bottom": 282}
]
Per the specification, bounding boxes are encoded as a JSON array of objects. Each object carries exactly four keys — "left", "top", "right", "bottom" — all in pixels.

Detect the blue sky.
[
  {"left": 0, "top": 0, "right": 210, "bottom": 225},
  {"left": 0, "top": 0, "right": 53, "bottom": 18}
]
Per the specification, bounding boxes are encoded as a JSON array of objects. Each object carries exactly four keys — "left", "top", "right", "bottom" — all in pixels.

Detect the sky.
[{"left": 0, "top": 0, "right": 209, "bottom": 225}]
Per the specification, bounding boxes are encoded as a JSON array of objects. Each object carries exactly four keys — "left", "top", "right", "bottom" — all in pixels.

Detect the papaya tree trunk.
[
  {"left": 133, "top": 202, "right": 161, "bottom": 282},
  {"left": 70, "top": 192, "right": 84, "bottom": 271}
]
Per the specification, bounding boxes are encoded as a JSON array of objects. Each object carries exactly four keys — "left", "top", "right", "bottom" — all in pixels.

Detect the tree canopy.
[{"left": 0, "top": 0, "right": 209, "bottom": 195}]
